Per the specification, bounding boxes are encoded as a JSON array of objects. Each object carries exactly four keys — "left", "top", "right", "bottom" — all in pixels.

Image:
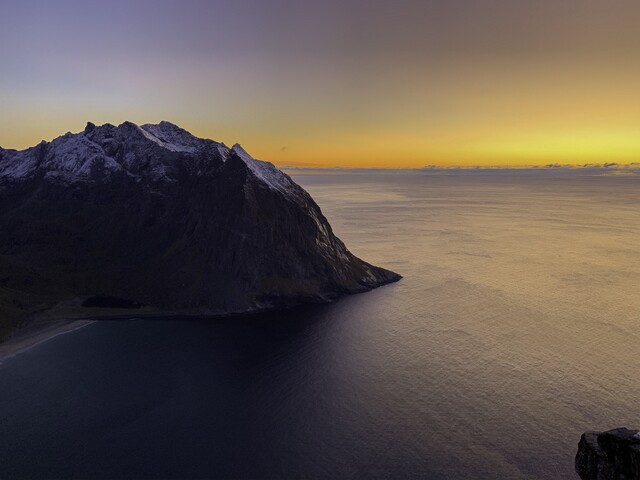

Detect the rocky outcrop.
[
  {"left": 0, "top": 121, "right": 400, "bottom": 321},
  {"left": 576, "top": 428, "right": 640, "bottom": 479}
]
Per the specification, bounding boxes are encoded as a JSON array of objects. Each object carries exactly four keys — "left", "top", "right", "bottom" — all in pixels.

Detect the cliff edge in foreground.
[
  {"left": 576, "top": 428, "right": 640, "bottom": 480},
  {"left": 0, "top": 121, "right": 400, "bottom": 335}
]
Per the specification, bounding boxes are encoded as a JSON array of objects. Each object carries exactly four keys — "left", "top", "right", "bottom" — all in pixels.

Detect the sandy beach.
[{"left": 0, "top": 318, "right": 96, "bottom": 364}]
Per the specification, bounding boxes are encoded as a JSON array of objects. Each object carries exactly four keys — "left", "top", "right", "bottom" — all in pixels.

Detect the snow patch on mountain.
[
  {"left": 138, "top": 122, "right": 200, "bottom": 154},
  {"left": 0, "top": 148, "right": 37, "bottom": 179},
  {"left": 0, "top": 134, "right": 122, "bottom": 182},
  {"left": 231, "top": 144, "right": 294, "bottom": 194},
  {"left": 45, "top": 133, "right": 122, "bottom": 179}
]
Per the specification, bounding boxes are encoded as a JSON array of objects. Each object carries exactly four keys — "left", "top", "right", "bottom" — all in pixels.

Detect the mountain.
[
  {"left": 576, "top": 428, "right": 640, "bottom": 479},
  {"left": 0, "top": 121, "right": 400, "bottom": 336}
]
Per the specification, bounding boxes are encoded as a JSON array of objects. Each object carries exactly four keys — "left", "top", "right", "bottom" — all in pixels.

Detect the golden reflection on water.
[{"left": 295, "top": 171, "right": 640, "bottom": 479}]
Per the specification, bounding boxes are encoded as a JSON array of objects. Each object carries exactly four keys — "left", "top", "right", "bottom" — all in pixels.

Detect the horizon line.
[{"left": 280, "top": 162, "right": 640, "bottom": 171}]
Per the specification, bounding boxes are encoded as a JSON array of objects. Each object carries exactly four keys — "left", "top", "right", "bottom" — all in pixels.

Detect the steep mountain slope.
[{"left": 0, "top": 121, "right": 400, "bottom": 332}]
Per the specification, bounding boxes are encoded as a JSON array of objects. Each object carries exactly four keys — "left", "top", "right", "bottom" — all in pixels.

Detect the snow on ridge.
[
  {"left": 231, "top": 144, "right": 295, "bottom": 194},
  {"left": 216, "top": 144, "right": 230, "bottom": 162},
  {"left": 139, "top": 122, "right": 204, "bottom": 154},
  {"left": 0, "top": 133, "right": 122, "bottom": 182},
  {"left": 1, "top": 123, "right": 285, "bottom": 186},
  {"left": 0, "top": 148, "right": 38, "bottom": 179},
  {"left": 43, "top": 133, "right": 122, "bottom": 181}
]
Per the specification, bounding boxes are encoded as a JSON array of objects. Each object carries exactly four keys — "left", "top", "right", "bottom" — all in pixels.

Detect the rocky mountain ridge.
[{"left": 0, "top": 121, "right": 400, "bottom": 336}]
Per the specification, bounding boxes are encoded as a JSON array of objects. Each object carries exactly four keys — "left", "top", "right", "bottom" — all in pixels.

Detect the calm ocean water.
[{"left": 1, "top": 171, "right": 639, "bottom": 479}]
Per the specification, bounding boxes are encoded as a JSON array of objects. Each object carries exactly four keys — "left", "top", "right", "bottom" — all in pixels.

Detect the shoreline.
[
  {"left": 0, "top": 277, "right": 403, "bottom": 365},
  {"left": 0, "top": 318, "right": 96, "bottom": 364}
]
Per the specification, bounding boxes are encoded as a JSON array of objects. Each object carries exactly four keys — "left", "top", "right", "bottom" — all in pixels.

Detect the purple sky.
[{"left": 2, "top": 0, "right": 640, "bottom": 166}]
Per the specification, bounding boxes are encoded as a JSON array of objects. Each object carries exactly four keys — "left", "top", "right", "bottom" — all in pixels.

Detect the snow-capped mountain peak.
[{"left": 0, "top": 122, "right": 294, "bottom": 193}]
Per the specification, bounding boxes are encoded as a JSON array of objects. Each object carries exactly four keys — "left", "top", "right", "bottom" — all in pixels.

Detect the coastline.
[
  {"left": 0, "top": 275, "right": 402, "bottom": 365},
  {"left": 0, "top": 318, "right": 96, "bottom": 364}
]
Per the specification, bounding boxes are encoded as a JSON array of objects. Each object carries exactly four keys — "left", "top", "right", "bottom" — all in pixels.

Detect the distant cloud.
[{"left": 281, "top": 163, "right": 640, "bottom": 177}]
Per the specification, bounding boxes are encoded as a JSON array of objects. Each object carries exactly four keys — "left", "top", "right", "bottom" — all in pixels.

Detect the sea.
[{"left": 1, "top": 170, "right": 639, "bottom": 479}]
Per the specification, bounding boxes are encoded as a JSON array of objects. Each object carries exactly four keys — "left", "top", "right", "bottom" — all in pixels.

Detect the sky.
[{"left": 1, "top": 0, "right": 639, "bottom": 167}]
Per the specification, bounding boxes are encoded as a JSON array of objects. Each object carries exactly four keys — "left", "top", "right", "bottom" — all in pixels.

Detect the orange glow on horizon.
[{"left": 2, "top": 2, "right": 639, "bottom": 169}]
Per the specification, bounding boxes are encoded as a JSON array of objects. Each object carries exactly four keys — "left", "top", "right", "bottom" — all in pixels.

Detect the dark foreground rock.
[
  {"left": 0, "top": 121, "right": 400, "bottom": 333},
  {"left": 576, "top": 428, "right": 640, "bottom": 479}
]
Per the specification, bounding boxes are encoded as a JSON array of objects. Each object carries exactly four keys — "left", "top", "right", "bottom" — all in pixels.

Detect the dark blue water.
[
  {"left": 2, "top": 173, "right": 640, "bottom": 479},
  {"left": 2, "top": 301, "right": 431, "bottom": 479}
]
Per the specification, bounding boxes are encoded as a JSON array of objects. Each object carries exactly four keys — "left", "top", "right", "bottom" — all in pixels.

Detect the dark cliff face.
[
  {"left": 576, "top": 428, "right": 640, "bottom": 480},
  {"left": 0, "top": 121, "right": 400, "bottom": 318}
]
